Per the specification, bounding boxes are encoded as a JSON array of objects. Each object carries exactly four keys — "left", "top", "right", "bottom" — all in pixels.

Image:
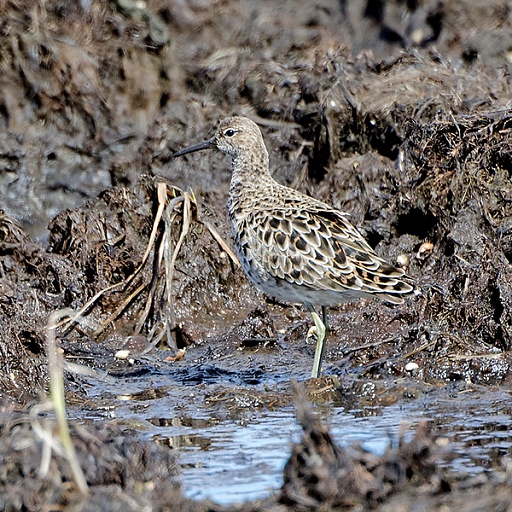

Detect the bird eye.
[{"left": 224, "top": 129, "right": 236, "bottom": 137}]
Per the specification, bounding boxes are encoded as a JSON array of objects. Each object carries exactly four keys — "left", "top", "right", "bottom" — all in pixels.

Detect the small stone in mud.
[
  {"left": 416, "top": 241, "right": 434, "bottom": 260},
  {"left": 406, "top": 361, "right": 420, "bottom": 372}
]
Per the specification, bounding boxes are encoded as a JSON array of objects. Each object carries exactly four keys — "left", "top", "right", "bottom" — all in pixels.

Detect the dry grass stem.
[{"left": 31, "top": 308, "right": 89, "bottom": 494}]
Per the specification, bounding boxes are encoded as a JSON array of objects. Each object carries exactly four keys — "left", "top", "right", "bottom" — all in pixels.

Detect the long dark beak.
[{"left": 173, "top": 137, "right": 215, "bottom": 157}]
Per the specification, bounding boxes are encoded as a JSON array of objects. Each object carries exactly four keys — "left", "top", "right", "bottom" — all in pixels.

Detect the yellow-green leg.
[{"left": 306, "top": 304, "right": 329, "bottom": 378}]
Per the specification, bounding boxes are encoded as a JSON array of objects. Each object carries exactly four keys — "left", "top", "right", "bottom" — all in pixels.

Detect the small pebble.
[
  {"left": 115, "top": 349, "right": 131, "bottom": 360},
  {"left": 405, "top": 362, "right": 419, "bottom": 372},
  {"left": 396, "top": 254, "right": 410, "bottom": 269},
  {"left": 416, "top": 241, "right": 434, "bottom": 259}
]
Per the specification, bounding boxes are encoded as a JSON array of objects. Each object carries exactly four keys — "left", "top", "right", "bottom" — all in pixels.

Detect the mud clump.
[
  {"left": 0, "top": 406, "right": 184, "bottom": 512},
  {"left": 1, "top": 0, "right": 511, "bottom": 393},
  {"left": 281, "top": 392, "right": 442, "bottom": 510},
  {"left": 0, "top": 211, "right": 70, "bottom": 401}
]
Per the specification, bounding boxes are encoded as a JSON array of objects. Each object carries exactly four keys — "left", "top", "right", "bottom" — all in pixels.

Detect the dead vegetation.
[
  {"left": 281, "top": 389, "right": 443, "bottom": 509},
  {"left": 0, "top": 405, "right": 183, "bottom": 512}
]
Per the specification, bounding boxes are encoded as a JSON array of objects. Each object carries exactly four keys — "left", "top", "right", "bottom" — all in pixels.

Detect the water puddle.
[
  {"left": 70, "top": 372, "right": 512, "bottom": 506},
  {"left": 170, "top": 410, "right": 300, "bottom": 503}
]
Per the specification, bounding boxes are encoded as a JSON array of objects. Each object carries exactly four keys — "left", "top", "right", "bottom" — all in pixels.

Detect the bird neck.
[{"left": 230, "top": 148, "right": 271, "bottom": 187}]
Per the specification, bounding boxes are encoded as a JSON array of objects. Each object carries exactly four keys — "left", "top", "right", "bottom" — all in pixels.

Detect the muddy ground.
[{"left": 1, "top": 0, "right": 512, "bottom": 510}]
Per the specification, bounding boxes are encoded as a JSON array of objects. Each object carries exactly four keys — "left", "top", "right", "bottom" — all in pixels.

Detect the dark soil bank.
[{"left": 0, "top": 0, "right": 512, "bottom": 510}]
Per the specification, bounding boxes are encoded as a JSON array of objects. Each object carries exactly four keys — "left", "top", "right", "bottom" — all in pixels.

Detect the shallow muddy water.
[{"left": 68, "top": 367, "right": 512, "bottom": 505}]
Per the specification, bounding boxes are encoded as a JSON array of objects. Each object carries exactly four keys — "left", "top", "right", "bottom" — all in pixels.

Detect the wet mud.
[{"left": 1, "top": 0, "right": 512, "bottom": 510}]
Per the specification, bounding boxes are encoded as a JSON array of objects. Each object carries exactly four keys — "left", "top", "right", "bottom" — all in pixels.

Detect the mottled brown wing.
[
  {"left": 244, "top": 206, "right": 414, "bottom": 303},
  {"left": 315, "top": 210, "right": 415, "bottom": 302}
]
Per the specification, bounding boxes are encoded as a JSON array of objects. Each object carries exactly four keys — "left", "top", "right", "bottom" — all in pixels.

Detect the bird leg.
[{"left": 306, "top": 304, "right": 329, "bottom": 378}]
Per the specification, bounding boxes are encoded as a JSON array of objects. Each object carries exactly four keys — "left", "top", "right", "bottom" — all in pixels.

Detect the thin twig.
[
  {"left": 94, "top": 183, "right": 169, "bottom": 336},
  {"left": 204, "top": 220, "right": 240, "bottom": 267},
  {"left": 341, "top": 336, "right": 396, "bottom": 356}
]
